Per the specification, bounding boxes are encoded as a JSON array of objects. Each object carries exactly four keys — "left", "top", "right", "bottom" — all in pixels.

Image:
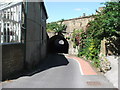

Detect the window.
[{"left": 0, "top": 3, "right": 22, "bottom": 43}]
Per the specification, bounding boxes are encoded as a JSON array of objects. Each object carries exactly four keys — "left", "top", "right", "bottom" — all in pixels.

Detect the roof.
[
  {"left": 41, "top": 2, "right": 48, "bottom": 19},
  {"left": 0, "top": 1, "right": 48, "bottom": 19},
  {"left": 0, "top": 2, "right": 22, "bottom": 11}
]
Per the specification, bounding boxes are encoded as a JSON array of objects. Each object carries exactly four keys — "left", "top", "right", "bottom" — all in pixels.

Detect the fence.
[{"left": 0, "top": 2, "right": 22, "bottom": 43}]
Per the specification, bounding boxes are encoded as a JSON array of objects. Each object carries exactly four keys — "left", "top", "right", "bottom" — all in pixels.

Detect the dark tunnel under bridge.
[{"left": 48, "top": 35, "right": 69, "bottom": 54}]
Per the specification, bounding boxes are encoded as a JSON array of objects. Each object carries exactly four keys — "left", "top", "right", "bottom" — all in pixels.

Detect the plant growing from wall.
[{"left": 72, "top": 29, "right": 83, "bottom": 46}]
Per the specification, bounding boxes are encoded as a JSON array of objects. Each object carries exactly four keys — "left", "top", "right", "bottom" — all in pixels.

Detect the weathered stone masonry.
[
  {"left": 62, "top": 16, "right": 94, "bottom": 39},
  {"left": 48, "top": 16, "right": 94, "bottom": 55}
]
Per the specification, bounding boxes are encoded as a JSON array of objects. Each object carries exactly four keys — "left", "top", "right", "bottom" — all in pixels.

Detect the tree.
[
  {"left": 87, "top": 2, "right": 120, "bottom": 40},
  {"left": 47, "top": 19, "right": 67, "bottom": 33},
  {"left": 78, "top": 2, "right": 120, "bottom": 67}
]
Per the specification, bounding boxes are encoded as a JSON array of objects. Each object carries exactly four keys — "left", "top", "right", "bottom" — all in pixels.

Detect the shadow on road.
[
  {"left": 39, "top": 53, "right": 69, "bottom": 72},
  {"left": 5, "top": 53, "right": 69, "bottom": 81}
]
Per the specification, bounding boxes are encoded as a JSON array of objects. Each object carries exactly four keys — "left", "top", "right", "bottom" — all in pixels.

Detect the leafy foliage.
[
  {"left": 47, "top": 19, "right": 67, "bottom": 33},
  {"left": 75, "top": 2, "right": 120, "bottom": 67},
  {"left": 72, "top": 29, "right": 83, "bottom": 46},
  {"left": 87, "top": 2, "right": 120, "bottom": 39}
]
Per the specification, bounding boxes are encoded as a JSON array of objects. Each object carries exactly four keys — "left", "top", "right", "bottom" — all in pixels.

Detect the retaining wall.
[{"left": 1, "top": 43, "right": 24, "bottom": 80}]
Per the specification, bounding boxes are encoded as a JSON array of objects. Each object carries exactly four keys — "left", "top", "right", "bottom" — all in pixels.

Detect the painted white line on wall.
[{"left": 72, "top": 58, "right": 84, "bottom": 75}]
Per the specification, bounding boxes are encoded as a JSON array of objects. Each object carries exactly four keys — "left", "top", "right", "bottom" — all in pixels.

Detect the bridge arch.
[{"left": 48, "top": 35, "right": 69, "bottom": 54}]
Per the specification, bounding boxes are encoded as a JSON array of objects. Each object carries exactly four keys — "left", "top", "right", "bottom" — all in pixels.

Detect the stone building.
[
  {"left": 0, "top": 1, "right": 48, "bottom": 80},
  {"left": 25, "top": 2, "right": 48, "bottom": 69}
]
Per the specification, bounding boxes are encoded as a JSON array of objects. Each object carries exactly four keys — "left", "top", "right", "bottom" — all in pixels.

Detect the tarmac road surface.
[{"left": 1, "top": 54, "right": 115, "bottom": 88}]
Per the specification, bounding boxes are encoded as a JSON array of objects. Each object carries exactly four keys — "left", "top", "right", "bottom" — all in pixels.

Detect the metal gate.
[{"left": 0, "top": 2, "right": 22, "bottom": 43}]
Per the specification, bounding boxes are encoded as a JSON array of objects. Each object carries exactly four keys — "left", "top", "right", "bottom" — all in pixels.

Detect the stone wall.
[
  {"left": 1, "top": 43, "right": 24, "bottom": 80},
  {"left": 47, "top": 16, "right": 94, "bottom": 55},
  {"left": 63, "top": 16, "right": 94, "bottom": 55},
  {"left": 63, "top": 16, "right": 94, "bottom": 33}
]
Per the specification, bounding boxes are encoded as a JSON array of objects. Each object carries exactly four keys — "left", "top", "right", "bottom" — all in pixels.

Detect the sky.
[{"left": 44, "top": 2, "right": 105, "bottom": 23}]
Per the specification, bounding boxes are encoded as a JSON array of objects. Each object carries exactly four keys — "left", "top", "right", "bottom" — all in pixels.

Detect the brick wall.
[{"left": 2, "top": 43, "right": 24, "bottom": 80}]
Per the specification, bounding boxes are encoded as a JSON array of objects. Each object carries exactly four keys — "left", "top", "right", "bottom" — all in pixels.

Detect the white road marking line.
[
  {"left": 66, "top": 56, "right": 84, "bottom": 75},
  {"left": 72, "top": 58, "right": 84, "bottom": 75}
]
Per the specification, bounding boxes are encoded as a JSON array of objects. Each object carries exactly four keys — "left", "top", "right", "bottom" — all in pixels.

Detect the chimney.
[{"left": 83, "top": 13, "right": 86, "bottom": 17}]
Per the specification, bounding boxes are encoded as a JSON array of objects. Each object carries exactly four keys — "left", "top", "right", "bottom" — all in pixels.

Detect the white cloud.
[
  {"left": 74, "top": 8, "right": 82, "bottom": 11},
  {"left": 74, "top": 8, "right": 90, "bottom": 12},
  {"left": 83, "top": 8, "right": 90, "bottom": 11}
]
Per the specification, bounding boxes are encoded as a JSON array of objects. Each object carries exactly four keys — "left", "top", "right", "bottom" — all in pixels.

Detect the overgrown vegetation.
[
  {"left": 72, "top": 29, "right": 86, "bottom": 48},
  {"left": 72, "top": 2, "right": 120, "bottom": 67},
  {"left": 47, "top": 19, "right": 67, "bottom": 33}
]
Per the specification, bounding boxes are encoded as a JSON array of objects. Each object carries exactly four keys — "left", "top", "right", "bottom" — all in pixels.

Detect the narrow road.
[{"left": 2, "top": 54, "right": 115, "bottom": 88}]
